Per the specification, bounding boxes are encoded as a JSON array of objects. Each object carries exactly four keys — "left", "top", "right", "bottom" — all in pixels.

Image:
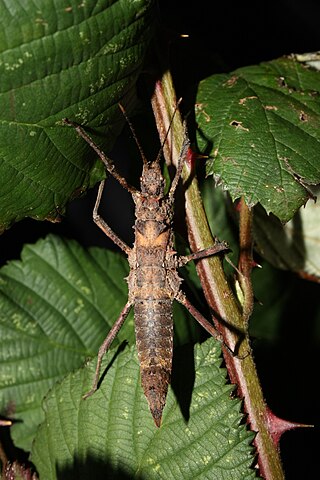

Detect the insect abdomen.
[{"left": 134, "top": 297, "right": 173, "bottom": 427}]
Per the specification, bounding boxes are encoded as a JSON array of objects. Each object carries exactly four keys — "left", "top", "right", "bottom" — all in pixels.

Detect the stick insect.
[{"left": 64, "top": 110, "right": 229, "bottom": 427}]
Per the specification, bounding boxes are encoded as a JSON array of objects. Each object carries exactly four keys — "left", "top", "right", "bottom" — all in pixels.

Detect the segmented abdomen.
[{"left": 134, "top": 295, "right": 173, "bottom": 427}]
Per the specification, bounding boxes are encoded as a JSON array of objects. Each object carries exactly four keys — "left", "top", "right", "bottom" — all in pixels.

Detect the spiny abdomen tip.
[{"left": 141, "top": 366, "right": 170, "bottom": 428}]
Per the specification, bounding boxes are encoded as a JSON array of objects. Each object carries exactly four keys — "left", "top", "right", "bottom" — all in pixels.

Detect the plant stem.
[
  {"left": 151, "top": 70, "right": 285, "bottom": 480},
  {"left": 238, "top": 197, "right": 255, "bottom": 323}
]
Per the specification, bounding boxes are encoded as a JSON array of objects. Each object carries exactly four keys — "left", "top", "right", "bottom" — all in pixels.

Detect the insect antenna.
[
  {"left": 168, "top": 132, "right": 190, "bottom": 202},
  {"left": 118, "top": 103, "right": 148, "bottom": 166}
]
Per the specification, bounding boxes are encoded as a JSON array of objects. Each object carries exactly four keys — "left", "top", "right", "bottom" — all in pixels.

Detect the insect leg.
[
  {"left": 64, "top": 118, "right": 138, "bottom": 195},
  {"left": 178, "top": 241, "right": 229, "bottom": 266},
  {"left": 175, "top": 292, "right": 234, "bottom": 355},
  {"left": 175, "top": 292, "right": 223, "bottom": 342},
  {"left": 83, "top": 300, "right": 133, "bottom": 400},
  {"left": 93, "top": 180, "right": 131, "bottom": 255}
]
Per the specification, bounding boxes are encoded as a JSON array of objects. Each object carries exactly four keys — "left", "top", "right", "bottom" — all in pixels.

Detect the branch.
[{"left": 151, "top": 70, "right": 286, "bottom": 480}]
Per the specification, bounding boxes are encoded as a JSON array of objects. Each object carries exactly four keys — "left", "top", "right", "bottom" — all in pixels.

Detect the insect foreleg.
[
  {"left": 93, "top": 180, "right": 131, "bottom": 255},
  {"left": 63, "top": 118, "right": 138, "bottom": 195},
  {"left": 178, "top": 241, "right": 229, "bottom": 266},
  {"left": 83, "top": 301, "right": 133, "bottom": 400}
]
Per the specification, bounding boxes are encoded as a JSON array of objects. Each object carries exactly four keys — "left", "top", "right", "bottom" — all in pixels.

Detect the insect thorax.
[{"left": 139, "top": 162, "right": 165, "bottom": 196}]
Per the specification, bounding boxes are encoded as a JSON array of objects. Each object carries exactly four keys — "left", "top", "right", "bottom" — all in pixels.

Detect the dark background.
[{"left": 1, "top": 1, "right": 319, "bottom": 478}]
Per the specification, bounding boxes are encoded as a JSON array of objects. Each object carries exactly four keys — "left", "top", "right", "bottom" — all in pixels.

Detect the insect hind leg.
[
  {"left": 83, "top": 301, "right": 133, "bottom": 399},
  {"left": 175, "top": 291, "right": 234, "bottom": 355}
]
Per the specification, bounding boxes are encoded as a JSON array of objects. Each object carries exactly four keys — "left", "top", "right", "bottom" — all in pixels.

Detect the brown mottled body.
[
  {"left": 128, "top": 163, "right": 181, "bottom": 425},
  {"left": 64, "top": 116, "right": 228, "bottom": 426}
]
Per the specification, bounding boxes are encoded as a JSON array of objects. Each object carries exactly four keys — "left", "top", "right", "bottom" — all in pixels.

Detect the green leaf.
[
  {"left": 31, "top": 338, "right": 256, "bottom": 480},
  {"left": 0, "top": 234, "right": 207, "bottom": 452},
  {"left": 0, "top": 235, "right": 132, "bottom": 451},
  {"left": 0, "top": 0, "right": 155, "bottom": 230},
  {"left": 196, "top": 56, "right": 320, "bottom": 223}
]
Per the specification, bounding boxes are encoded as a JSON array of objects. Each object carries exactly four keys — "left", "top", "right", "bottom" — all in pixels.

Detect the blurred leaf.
[
  {"left": 249, "top": 261, "right": 295, "bottom": 341},
  {"left": 196, "top": 56, "right": 320, "bottom": 223},
  {"left": 0, "top": 0, "right": 155, "bottom": 230},
  {"left": 253, "top": 193, "right": 320, "bottom": 281},
  {"left": 31, "top": 338, "right": 256, "bottom": 480},
  {"left": 295, "top": 51, "right": 320, "bottom": 71}
]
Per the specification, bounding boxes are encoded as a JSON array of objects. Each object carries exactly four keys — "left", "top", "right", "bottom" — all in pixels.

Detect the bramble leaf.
[
  {"left": 31, "top": 339, "right": 256, "bottom": 480},
  {"left": 196, "top": 56, "right": 320, "bottom": 223},
  {"left": 0, "top": 234, "right": 205, "bottom": 452},
  {"left": 0, "top": 0, "right": 155, "bottom": 230}
]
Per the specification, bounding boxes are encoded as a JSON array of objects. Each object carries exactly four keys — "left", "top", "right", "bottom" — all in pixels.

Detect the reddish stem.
[
  {"left": 151, "top": 70, "right": 289, "bottom": 480},
  {"left": 238, "top": 197, "right": 254, "bottom": 322}
]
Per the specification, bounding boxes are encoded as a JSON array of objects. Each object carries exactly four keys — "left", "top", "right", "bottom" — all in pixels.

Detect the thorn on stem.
[{"left": 265, "top": 406, "right": 313, "bottom": 447}]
